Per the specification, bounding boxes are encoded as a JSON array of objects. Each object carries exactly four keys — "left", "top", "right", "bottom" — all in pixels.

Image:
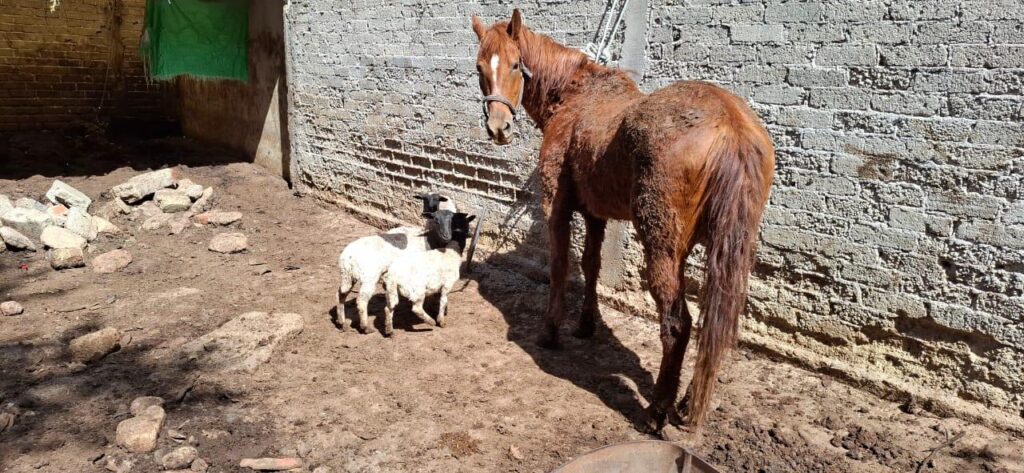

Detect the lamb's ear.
[
  {"left": 412, "top": 194, "right": 425, "bottom": 200},
  {"left": 421, "top": 212, "right": 434, "bottom": 218},
  {"left": 508, "top": 9, "right": 523, "bottom": 40},
  {"left": 471, "top": 15, "right": 486, "bottom": 41},
  {"left": 466, "top": 215, "right": 477, "bottom": 223},
  {"left": 439, "top": 196, "right": 449, "bottom": 202}
]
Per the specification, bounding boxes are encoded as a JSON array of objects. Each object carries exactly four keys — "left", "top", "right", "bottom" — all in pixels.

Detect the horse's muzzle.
[
  {"left": 485, "top": 121, "right": 514, "bottom": 145},
  {"left": 484, "top": 101, "right": 516, "bottom": 145}
]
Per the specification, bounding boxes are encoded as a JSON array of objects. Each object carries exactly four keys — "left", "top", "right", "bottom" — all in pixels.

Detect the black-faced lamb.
[
  {"left": 381, "top": 212, "right": 475, "bottom": 336},
  {"left": 335, "top": 194, "right": 456, "bottom": 333}
]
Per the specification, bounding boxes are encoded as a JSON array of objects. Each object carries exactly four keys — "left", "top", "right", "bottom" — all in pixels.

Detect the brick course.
[
  {"left": 0, "top": 0, "right": 170, "bottom": 131},
  {"left": 285, "top": 0, "right": 1024, "bottom": 427}
]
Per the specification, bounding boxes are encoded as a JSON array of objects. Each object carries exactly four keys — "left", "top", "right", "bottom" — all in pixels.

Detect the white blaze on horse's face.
[
  {"left": 490, "top": 54, "right": 500, "bottom": 93},
  {"left": 472, "top": 11, "right": 527, "bottom": 146}
]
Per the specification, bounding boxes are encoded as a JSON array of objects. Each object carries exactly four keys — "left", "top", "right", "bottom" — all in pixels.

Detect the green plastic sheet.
[{"left": 141, "top": 0, "right": 249, "bottom": 82}]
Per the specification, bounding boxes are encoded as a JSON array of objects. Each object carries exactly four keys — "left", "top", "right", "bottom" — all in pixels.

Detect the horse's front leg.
[
  {"left": 537, "top": 191, "right": 573, "bottom": 349},
  {"left": 574, "top": 214, "right": 606, "bottom": 339}
]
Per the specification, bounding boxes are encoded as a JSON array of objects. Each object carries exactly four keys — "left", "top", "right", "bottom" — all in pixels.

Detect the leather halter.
[{"left": 481, "top": 64, "right": 532, "bottom": 121}]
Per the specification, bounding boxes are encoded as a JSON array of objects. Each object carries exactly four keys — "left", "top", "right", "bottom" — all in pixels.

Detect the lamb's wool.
[
  {"left": 336, "top": 227, "right": 431, "bottom": 333},
  {"left": 382, "top": 240, "right": 463, "bottom": 336}
]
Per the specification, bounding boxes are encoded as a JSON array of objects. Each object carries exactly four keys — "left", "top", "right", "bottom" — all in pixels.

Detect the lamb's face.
[
  {"left": 413, "top": 193, "right": 449, "bottom": 214},
  {"left": 450, "top": 213, "right": 476, "bottom": 250},
  {"left": 422, "top": 210, "right": 456, "bottom": 248}
]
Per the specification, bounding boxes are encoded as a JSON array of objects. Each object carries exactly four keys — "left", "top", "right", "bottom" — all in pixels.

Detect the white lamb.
[
  {"left": 381, "top": 213, "right": 475, "bottom": 337},
  {"left": 335, "top": 194, "right": 457, "bottom": 334},
  {"left": 336, "top": 228, "right": 430, "bottom": 333}
]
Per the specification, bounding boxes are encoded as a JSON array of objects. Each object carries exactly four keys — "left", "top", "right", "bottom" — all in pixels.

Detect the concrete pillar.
[{"left": 599, "top": 0, "right": 647, "bottom": 289}]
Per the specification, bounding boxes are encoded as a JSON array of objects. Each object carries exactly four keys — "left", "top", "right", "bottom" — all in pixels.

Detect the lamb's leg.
[
  {"left": 337, "top": 273, "right": 353, "bottom": 332},
  {"left": 355, "top": 284, "right": 374, "bottom": 335},
  {"left": 410, "top": 298, "right": 438, "bottom": 327},
  {"left": 436, "top": 288, "right": 450, "bottom": 328},
  {"left": 384, "top": 281, "right": 398, "bottom": 337}
]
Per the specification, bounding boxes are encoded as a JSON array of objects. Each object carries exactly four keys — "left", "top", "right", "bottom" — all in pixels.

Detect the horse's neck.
[{"left": 519, "top": 32, "right": 639, "bottom": 130}]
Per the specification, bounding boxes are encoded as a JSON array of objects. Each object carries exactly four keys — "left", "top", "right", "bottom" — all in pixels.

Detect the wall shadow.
[{"left": 0, "top": 131, "right": 247, "bottom": 180}]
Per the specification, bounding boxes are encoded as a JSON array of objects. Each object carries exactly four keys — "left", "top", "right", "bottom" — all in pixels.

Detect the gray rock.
[
  {"left": 15, "top": 197, "right": 47, "bottom": 212},
  {"left": 45, "top": 180, "right": 92, "bottom": 210},
  {"left": 49, "top": 247, "right": 85, "bottom": 270},
  {"left": 1, "top": 301, "right": 24, "bottom": 316},
  {"left": 169, "top": 214, "right": 192, "bottom": 235},
  {"left": 190, "top": 187, "right": 215, "bottom": 213},
  {"left": 176, "top": 179, "right": 205, "bottom": 201},
  {"left": 97, "top": 199, "right": 131, "bottom": 219},
  {"left": 184, "top": 185, "right": 204, "bottom": 201},
  {"left": 112, "top": 168, "right": 179, "bottom": 204},
  {"left": 129, "top": 396, "right": 165, "bottom": 415},
  {"left": 115, "top": 405, "right": 166, "bottom": 453},
  {"left": 92, "top": 216, "right": 120, "bottom": 234},
  {"left": 68, "top": 327, "right": 121, "bottom": 362},
  {"left": 154, "top": 446, "right": 198, "bottom": 470},
  {"left": 0, "top": 194, "right": 12, "bottom": 217},
  {"left": 65, "top": 207, "right": 97, "bottom": 241},
  {"left": 180, "top": 312, "right": 304, "bottom": 373},
  {"left": 92, "top": 249, "right": 132, "bottom": 274},
  {"left": 142, "top": 213, "right": 174, "bottom": 231},
  {"left": 0, "top": 226, "right": 35, "bottom": 251},
  {"left": 190, "top": 458, "right": 209, "bottom": 472},
  {"left": 104, "top": 455, "right": 134, "bottom": 473},
  {"left": 209, "top": 233, "right": 247, "bottom": 253},
  {"left": 155, "top": 189, "right": 193, "bottom": 213},
  {"left": 40, "top": 226, "right": 86, "bottom": 250},
  {"left": 2, "top": 208, "right": 50, "bottom": 238}
]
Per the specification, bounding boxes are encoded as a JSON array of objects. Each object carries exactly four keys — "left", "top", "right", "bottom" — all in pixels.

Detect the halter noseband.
[{"left": 481, "top": 64, "right": 532, "bottom": 121}]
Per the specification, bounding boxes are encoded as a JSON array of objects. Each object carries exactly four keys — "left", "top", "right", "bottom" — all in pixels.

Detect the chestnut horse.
[{"left": 470, "top": 10, "right": 775, "bottom": 430}]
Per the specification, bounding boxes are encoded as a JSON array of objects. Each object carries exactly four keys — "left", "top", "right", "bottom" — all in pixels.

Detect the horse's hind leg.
[
  {"left": 574, "top": 214, "right": 606, "bottom": 339},
  {"left": 634, "top": 185, "right": 694, "bottom": 432},
  {"left": 642, "top": 248, "right": 693, "bottom": 433}
]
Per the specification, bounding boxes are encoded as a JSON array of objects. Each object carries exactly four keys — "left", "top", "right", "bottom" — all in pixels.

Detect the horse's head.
[{"left": 471, "top": 9, "right": 531, "bottom": 146}]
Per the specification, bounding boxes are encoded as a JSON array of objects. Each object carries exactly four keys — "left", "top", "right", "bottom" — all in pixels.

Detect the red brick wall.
[{"left": 0, "top": 0, "right": 174, "bottom": 131}]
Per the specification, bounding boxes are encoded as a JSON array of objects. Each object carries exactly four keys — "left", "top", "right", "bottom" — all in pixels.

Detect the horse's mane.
[{"left": 494, "top": 23, "right": 635, "bottom": 125}]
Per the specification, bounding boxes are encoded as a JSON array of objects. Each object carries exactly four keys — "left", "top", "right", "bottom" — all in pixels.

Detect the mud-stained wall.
[
  {"left": 284, "top": 0, "right": 1024, "bottom": 430},
  {"left": 178, "top": 1, "right": 289, "bottom": 179},
  {"left": 0, "top": 0, "right": 173, "bottom": 131}
]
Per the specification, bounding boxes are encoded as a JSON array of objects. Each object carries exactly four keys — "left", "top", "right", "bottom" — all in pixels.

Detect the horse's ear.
[
  {"left": 508, "top": 9, "right": 523, "bottom": 40},
  {"left": 471, "top": 15, "right": 486, "bottom": 41}
]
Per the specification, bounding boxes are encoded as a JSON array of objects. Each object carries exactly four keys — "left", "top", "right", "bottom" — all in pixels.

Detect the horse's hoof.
[
  {"left": 572, "top": 323, "right": 595, "bottom": 339},
  {"left": 383, "top": 329, "right": 394, "bottom": 338},
  {"left": 642, "top": 405, "right": 666, "bottom": 435},
  {"left": 536, "top": 331, "right": 561, "bottom": 349},
  {"left": 437, "top": 319, "right": 446, "bottom": 328},
  {"left": 358, "top": 326, "right": 371, "bottom": 335}
]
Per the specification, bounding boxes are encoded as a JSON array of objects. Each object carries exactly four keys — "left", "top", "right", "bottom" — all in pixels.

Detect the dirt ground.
[{"left": 1, "top": 136, "right": 1022, "bottom": 473}]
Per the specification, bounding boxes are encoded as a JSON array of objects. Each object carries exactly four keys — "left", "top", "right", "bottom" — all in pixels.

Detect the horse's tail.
[{"left": 688, "top": 123, "right": 773, "bottom": 428}]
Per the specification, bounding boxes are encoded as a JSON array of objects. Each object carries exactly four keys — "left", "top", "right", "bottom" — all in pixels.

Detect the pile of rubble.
[
  {"left": 0, "top": 179, "right": 119, "bottom": 269},
  {"left": 0, "top": 167, "right": 246, "bottom": 273}
]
